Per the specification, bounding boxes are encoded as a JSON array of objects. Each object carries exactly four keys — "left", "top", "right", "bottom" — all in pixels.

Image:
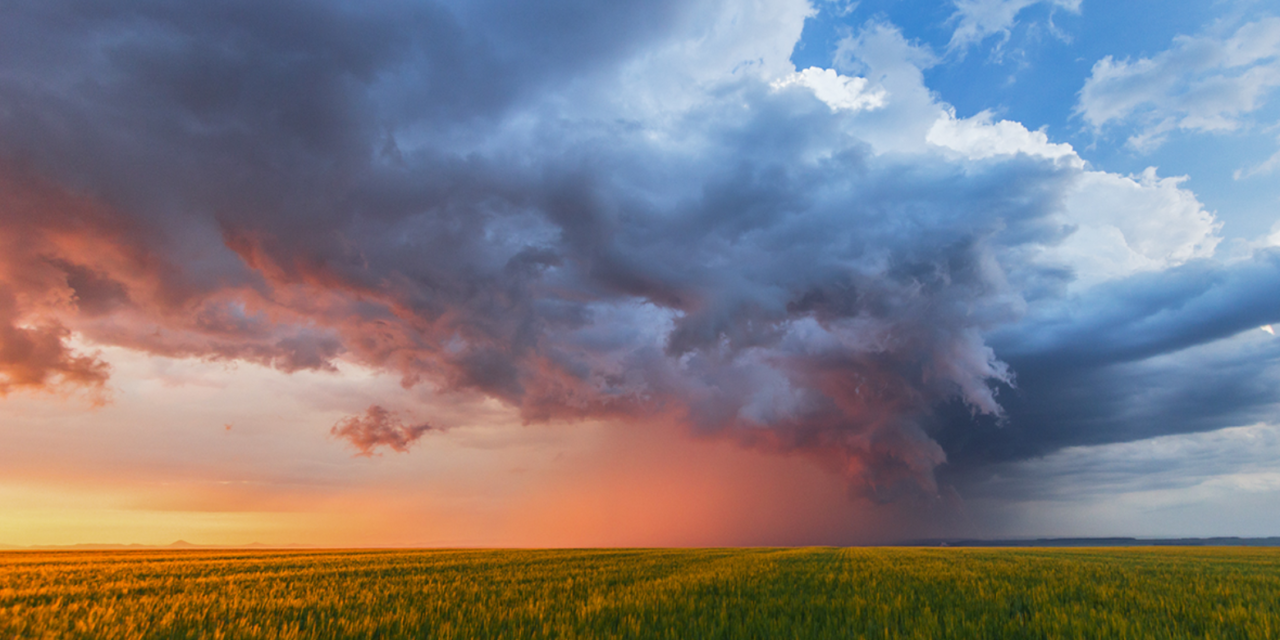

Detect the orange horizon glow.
[{"left": 0, "top": 343, "right": 934, "bottom": 549}]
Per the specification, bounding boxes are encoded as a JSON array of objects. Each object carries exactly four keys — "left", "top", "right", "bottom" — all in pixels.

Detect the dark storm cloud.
[
  {"left": 994, "top": 250, "right": 1280, "bottom": 370},
  {"left": 937, "top": 329, "right": 1280, "bottom": 470},
  {"left": 935, "top": 252, "right": 1280, "bottom": 473},
  {"left": 2, "top": 0, "right": 1278, "bottom": 499}
]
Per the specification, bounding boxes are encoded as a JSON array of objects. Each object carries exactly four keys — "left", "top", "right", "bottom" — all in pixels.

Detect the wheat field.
[{"left": 2, "top": 547, "right": 1277, "bottom": 638}]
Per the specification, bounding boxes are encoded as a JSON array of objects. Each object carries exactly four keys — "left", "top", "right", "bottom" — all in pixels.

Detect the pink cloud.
[{"left": 331, "top": 405, "right": 438, "bottom": 456}]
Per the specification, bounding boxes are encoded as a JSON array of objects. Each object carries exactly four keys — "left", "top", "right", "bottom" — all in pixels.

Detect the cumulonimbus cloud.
[{"left": 0, "top": 0, "right": 1273, "bottom": 502}]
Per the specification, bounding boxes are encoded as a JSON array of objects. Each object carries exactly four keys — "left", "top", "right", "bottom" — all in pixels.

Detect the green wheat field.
[{"left": 2, "top": 547, "right": 1277, "bottom": 639}]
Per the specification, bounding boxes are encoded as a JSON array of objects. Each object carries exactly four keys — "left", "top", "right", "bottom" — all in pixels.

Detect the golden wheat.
[{"left": 1, "top": 547, "right": 1277, "bottom": 638}]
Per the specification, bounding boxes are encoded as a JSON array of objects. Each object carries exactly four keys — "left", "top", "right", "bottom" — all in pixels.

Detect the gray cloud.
[
  {"left": 937, "top": 327, "right": 1280, "bottom": 473},
  {"left": 928, "top": 251, "right": 1280, "bottom": 486},
  {"left": 966, "top": 422, "right": 1280, "bottom": 503},
  {"left": 994, "top": 250, "right": 1280, "bottom": 369}
]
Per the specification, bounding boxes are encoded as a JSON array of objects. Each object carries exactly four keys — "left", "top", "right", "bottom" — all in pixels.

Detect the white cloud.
[
  {"left": 1077, "top": 17, "right": 1280, "bottom": 150},
  {"left": 924, "top": 110, "right": 1220, "bottom": 289},
  {"left": 946, "top": 0, "right": 1081, "bottom": 54},
  {"left": 927, "top": 108, "right": 1080, "bottom": 164},
  {"left": 832, "top": 22, "right": 944, "bottom": 153},
  {"left": 772, "top": 67, "right": 886, "bottom": 112},
  {"left": 1049, "top": 168, "right": 1221, "bottom": 289},
  {"left": 829, "top": 24, "right": 1221, "bottom": 292}
]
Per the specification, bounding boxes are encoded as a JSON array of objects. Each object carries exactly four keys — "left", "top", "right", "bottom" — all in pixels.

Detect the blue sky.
[
  {"left": 797, "top": 0, "right": 1280, "bottom": 240},
  {"left": 0, "top": 0, "right": 1279, "bottom": 545}
]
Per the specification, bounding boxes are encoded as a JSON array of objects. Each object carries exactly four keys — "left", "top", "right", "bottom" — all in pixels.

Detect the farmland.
[{"left": 1, "top": 547, "right": 1277, "bottom": 639}]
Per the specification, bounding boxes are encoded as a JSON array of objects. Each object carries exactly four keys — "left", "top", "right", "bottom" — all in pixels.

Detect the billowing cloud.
[
  {"left": 0, "top": 288, "right": 110, "bottom": 400},
  {"left": 1077, "top": 16, "right": 1280, "bottom": 150},
  {"left": 773, "top": 67, "right": 887, "bottom": 112},
  {"left": 0, "top": 0, "right": 1276, "bottom": 508},
  {"left": 928, "top": 109, "right": 1081, "bottom": 164}
]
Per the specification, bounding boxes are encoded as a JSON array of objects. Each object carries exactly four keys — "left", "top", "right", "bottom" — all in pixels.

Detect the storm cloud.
[{"left": 1, "top": 0, "right": 1276, "bottom": 502}]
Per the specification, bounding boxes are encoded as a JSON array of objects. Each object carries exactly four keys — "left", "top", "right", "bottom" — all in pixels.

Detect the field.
[{"left": 1, "top": 547, "right": 1277, "bottom": 639}]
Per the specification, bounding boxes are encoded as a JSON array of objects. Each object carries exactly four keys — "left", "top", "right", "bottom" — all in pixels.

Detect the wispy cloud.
[
  {"left": 946, "top": 0, "right": 1081, "bottom": 55},
  {"left": 1234, "top": 137, "right": 1280, "bottom": 179},
  {"left": 1077, "top": 16, "right": 1280, "bottom": 150}
]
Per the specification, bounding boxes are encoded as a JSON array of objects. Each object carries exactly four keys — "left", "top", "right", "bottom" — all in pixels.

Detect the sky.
[{"left": 0, "top": 0, "right": 1278, "bottom": 547}]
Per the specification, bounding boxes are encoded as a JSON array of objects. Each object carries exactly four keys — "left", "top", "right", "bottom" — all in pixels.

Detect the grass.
[{"left": 1, "top": 547, "right": 1277, "bottom": 638}]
